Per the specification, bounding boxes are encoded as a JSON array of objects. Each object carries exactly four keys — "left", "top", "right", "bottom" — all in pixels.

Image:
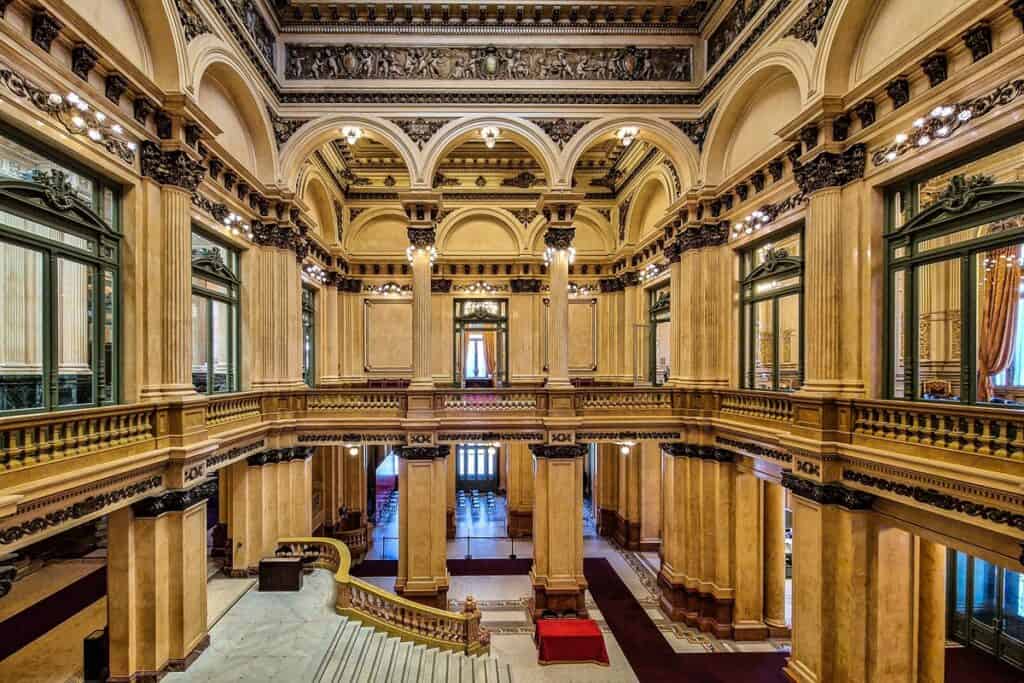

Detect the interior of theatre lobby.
[{"left": 0, "top": 0, "right": 1024, "bottom": 681}]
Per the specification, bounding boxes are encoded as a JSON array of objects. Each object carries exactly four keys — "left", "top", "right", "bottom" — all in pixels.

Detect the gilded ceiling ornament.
[
  {"left": 543, "top": 227, "right": 575, "bottom": 250},
  {"left": 661, "top": 159, "right": 682, "bottom": 197},
  {"left": 433, "top": 172, "right": 460, "bottom": 188},
  {"left": 475, "top": 176, "right": 487, "bottom": 187},
  {"left": 285, "top": 45, "right": 692, "bottom": 82},
  {"left": 407, "top": 227, "right": 437, "bottom": 248}
]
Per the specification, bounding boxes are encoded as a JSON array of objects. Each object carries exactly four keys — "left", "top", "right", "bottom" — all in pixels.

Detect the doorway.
[
  {"left": 456, "top": 443, "right": 499, "bottom": 491},
  {"left": 949, "top": 550, "right": 1024, "bottom": 671},
  {"left": 453, "top": 299, "right": 508, "bottom": 387}
]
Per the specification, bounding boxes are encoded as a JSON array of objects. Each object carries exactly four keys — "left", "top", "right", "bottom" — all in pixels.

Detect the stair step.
[
  {"left": 318, "top": 619, "right": 361, "bottom": 683},
  {"left": 337, "top": 626, "right": 375, "bottom": 683},
  {"left": 354, "top": 630, "right": 389, "bottom": 683},
  {"left": 387, "top": 639, "right": 413, "bottom": 683},
  {"left": 405, "top": 644, "right": 427, "bottom": 683},
  {"left": 434, "top": 650, "right": 451, "bottom": 683}
]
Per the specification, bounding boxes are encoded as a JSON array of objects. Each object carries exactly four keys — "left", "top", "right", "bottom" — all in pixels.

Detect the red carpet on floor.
[{"left": 536, "top": 618, "right": 609, "bottom": 666}]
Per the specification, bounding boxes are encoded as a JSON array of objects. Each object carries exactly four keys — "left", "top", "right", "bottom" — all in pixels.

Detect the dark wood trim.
[
  {"left": 528, "top": 584, "right": 587, "bottom": 621},
  {"left": 507, "top": 508, "right": 533, "bottom": 538},
  {"left": 657, "top": 570, "right": 687, "bottom": 622}
]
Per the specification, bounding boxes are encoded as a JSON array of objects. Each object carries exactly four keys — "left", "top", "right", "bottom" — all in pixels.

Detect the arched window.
[{"left": 0, "top": 130, "right": 120, "bottom": 413}]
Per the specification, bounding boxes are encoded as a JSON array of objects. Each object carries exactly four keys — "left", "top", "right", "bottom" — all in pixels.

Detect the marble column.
[
  {"left": 107, "top": 487, "right": 210, "bottom": 682},
  {"left": 917, "top": 538, "right": 946, "bottom": 683},
  {"left": 159, "top": 185, "right": 194, "bottom": 395},
  {"left": 700, "top": 452, "right": 735, "bottom": 638},
  {"left": 639, "top": 441, "right": 662, "bottom": 551},
  {"left": 803, "top": 188, "right": 843, "bottom": 396},
  {"left": 529, "top": 444, "right": 587, "bottom": 620},
  {"left": 505, "top": 442, "right": 534, "bottom": 538},
  {"left": 658, "top": 444, "right": 688, "bottom": 620},
  {"left": 537, "top": 192, "right": 584, "bottom": 391},
  {"left": 732, "top": 463, "right": 767, "bottom": 640},
  {"left": 446, "top": 450, "right": 457, "bottom": 539},
  {"left": 683, "top": 452, "right": 703, "bottom": 625},
  {"left": 400, "top": 193, "right": 442, "bottom": 393},
  {"left": 394, "top": 445, "right": 450, "bottom": 608},
  {"left": 764, "top": 480, "right": 790, "bottom": 637}
]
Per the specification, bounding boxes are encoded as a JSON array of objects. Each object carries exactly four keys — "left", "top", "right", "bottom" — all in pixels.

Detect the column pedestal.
[{"left": 529, "top": 444, "right": 587, "bottom": 620}]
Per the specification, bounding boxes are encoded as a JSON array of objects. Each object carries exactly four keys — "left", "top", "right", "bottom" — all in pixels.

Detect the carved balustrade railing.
[
  {"left": 276, "top": 537, "right": 487, "bottom": 655},
  {"left": 851, "top": 400, "right": 1024, "bottom": 460},
  {"left": 206, "top": 393, "right": 263, "bottom": 429},
  {"left": 575, "top": 388, "right": 674, "bottom": 411},
  {"left": 306, "top": 390, "right": 406, "bottom": 414},
  {"left": 0, "top": 403, "right": 158, "bottom": 472},
  {"left": 335, "top": 526, "right": 368, "bottom": 556},
  {"left": 436, "top": 390, "right": 542, "bottom": 413},
  {"left": 718, "top": 390, "right": 795, "bottom": 423}
]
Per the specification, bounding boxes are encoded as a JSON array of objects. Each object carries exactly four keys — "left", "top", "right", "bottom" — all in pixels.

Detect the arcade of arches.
[{"left": 0, "top": 0, "right": 1023, "bottom": 681}]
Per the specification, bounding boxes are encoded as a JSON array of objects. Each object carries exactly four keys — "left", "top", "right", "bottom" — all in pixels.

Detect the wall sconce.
[
  {"left": 732, "top": 209, "right": 771, "bottom": 238},
  {"left": 480, "top": 126, "right": 500, "bottom": 149},
  {"left": 544, "top": 245, "right": 576, "bottom": 266},
  {"left": 616, "top": 126, "right": 639, "bottom": 146},
  {"left": 223, "top": 212, "right": 252, "bottom": 239},
  {"left": 405, "top": 244, "right": 438, "bottom": 264},
  {"left": 303, "top": 262, "right": 328, "bottom": 283}
]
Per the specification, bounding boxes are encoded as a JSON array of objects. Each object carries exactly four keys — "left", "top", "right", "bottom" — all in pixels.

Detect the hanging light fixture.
[
  {"left": 223, "top": 212, "right": 252, "bottom": 240},
  {"left": 616, "top": 126, "right": 639, "bottom": 146},
  {"left": 341, "top": 126, "right": 363, "bottom": 145},
  {"left": 480, "top": 126, "right": 500, "bottom": 149}
]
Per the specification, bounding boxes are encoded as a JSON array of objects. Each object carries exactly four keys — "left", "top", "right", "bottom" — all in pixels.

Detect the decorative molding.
[
  {"left": 407, "top": 226, "right": 436, "bottom": 248},
  {"left": 511, "top": 208, "right": 539, "bottom": 228},
  {"left": 393, "top": 118, "right": 448, "bottom": 149},
  {"left": 105, "top": 73, "right": 129, "bottom": 104},
  {"left": 921, "top": 52, "right": 948, "bottom": 87},
  {"left": 431, "top": 278, "right": 453, "bottom": 293},
  {"left": 285, "top": 45, "right": 692, "bottom": 82},
  {"left": 175, "top": 0, "right": 211, "bottom": 42},
  {"left": 886, "top": 77, "right": 910, "bottom": 109},
  {"left": 140, "top": 143, "right": 206, "bottom": 191},
  {"left": 510, "top": 278, "right": 542, "bottom": 293},
  {"left": 781, "top": 472, "right": 875, "bottom": 510},
  {"left": 32, "top": 170, "right": 79, "bottom": 212},
  {"left": 785, "top": 0, "right": 834, "bottom": 46},
  {"left": 962, "top": 22, "right": 993, "bottom": 62},
  {"left": 228, "top": 0, "right": 275, "bottom": 66},
  {"left": 843, "top": 469, "right": 1024, "bottom": 531},
  {"left": 854, "top": 100, "right": 876, "bottom": 128},
  {"left": 716, "top": 436, "right": 793, "bottom": 463},
  {"left": 0, "top": 475, "right": 163, "bottom": 545},
  {"left": 530, "top": 444, "right": 588, "bottom": 458},
  {"left": 796, "top": 460, "right": 821, "bottom": 476},
  {"left": 296, "top": 432, "right": 406, "bottom": 443},
  {"left": 544, "top": 227, "right": 575, "bottom": 249},
  {"left": 132, "top": 480, "right": 217, "bottom": 518},
  {"left": 576, "top": 431, "right": 682, "bottom": 442},
  {"left": 793, "top": 144, "right": 866, "bottom": 194},
  {"left": 437, "top": 431, "right": 545, "bottom": 443},
  {"left": 501, "top": 171, "right": 543, "bottom": 189},
  {"left": 395, "top": 445, "right": 451, "bottom": 460},
  {"left": 708, "top": 0, "right": 760, "bottom": 68},
  {"left": 535, "top": 118, "right": 587, "bottom": 148},
  {"left": 205, "top": 440, "right": 266, "bottom": 471},
  {"left": 672, "top": 107, "right": 715, "bottom": 152},
  {"left": 31, "top": 10, "right": 62, "bottom": 52},
  {"left": 267, "top": 107, "right": 309, "bottom": 147},
  {"left": 71, "top": 44, "right": 99, "bottom": 81}
]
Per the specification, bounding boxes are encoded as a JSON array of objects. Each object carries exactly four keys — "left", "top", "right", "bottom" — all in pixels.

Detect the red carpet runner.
[{"left": 535, "top": 618, "right": 609, "bottom": 666}]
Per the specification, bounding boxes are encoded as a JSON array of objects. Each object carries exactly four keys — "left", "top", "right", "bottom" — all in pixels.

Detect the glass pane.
[
  {"left": 1003, "top": 568, "right": 1024, "bottom": 642},
  {"left": 951, "top": 551, "right": 970, "bottom": 640},
  {"left": 191, "top": 275, "right": 230, "bottom": 296},
  {"left": 56, "top": 258, "right": 94, "bottom": 407},
  {"left": 976, "top": 243, "right": 1024, "bottom": 406},
  {"left": 893, "top": 270, "right": 907, "bottom": 398},
  {"left": 743, "top": 302, "right": 753, "bottom": 388},
  {"left": 0, "top": 208, "right": 94, "bottom": 253},
  {"left": 753, "top": 275, "right": 800, "bottom": 295},
  {"left": 0, "top": 136, "right": 94, "bottom": 203},
  {"left": 752, "top": 299, "right": 775, "bottom": 390},
  {"left": 302, "top": 290, "right": 315, "bottom": 386},
  {"left": 0, "top": 241, "right": 44, "bottom": 411},
  {"left": 192, "top": 294, "right": 209, "bottom": 393},
  {"left": 973, "top": 559, "right": 999, "bottom": 624},
  {"left": 751, "top": 231, "right": 801, "bottom": 268},
  {"left": 916, "top": 258, "right": 962, "bottom": 401},
  {"left": 916, "top": 215, "right": 1024, "bottom": 255},
  {"left": 101, "top": 270, "right": 114, "bottom": 403},
  {"left": 778, "top": 294, "right": 800, "bottom": 391},
  {"left": 653, "top": 321, "right": 670, "bottom": 385},
  {"left": 211, "top": 299, "right": 234, "bottom": 393},
  {"left": 191, "top": 230, "right": 236, "bottom": 276}
]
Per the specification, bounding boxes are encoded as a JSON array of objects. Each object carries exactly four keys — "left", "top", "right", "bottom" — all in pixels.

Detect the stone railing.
[
  {"left": 306, "top": 390, "right": 405, "bottom": 413},
  {"left": 718, "top": 390, "right": 794, "bottom": 423},
  {"left": 335, "top": 526, "right": 368, "bottom": 557},
  {"left": 575, "top": 388, "right": 674, "bottom": 411},
  {"left": 437, "top": 390, "right": 541, "bottom": 412},
  {"left": 852, "top": 399, "right": 1024, "bottom": 459},
  {"left": 0, "top": 403, "right": 158, "bottom": 472},
  {"left": 206, "top": 393, "right": 263, "bottom": 428},
  {"left": 276, "top": 537, "right": 487, "bottom": 655}
]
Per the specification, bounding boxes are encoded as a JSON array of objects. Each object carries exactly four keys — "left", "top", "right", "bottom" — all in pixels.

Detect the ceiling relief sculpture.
[{"left": 285, "top": 45, "right": 692, "bottom": 82}]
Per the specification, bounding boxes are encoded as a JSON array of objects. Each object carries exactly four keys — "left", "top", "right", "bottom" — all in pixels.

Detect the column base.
[
  {"left": 683, "top": 587, "right": 702, "bottom": 626},
  {"left": 611, "top": 513, "right": 641, "bottom": 549},
  {"left": 528, "top": 584, "right": 587, "bottom": 621},
  {"left": 766, "top": 620, "right": 791, "bottom": 638},
  {"left": 597, "top": 508, "right": 617, "bottom": 537},
  {"left": 697, "top": 594, "right": 734, "bottom": 639},
  {"left": 446, "top": 508, "right": 456, "bottom": 539},
  {"left": 108, "top": 635, "right": 210, "bottom": 683},
  {"left": 657, "top": 572, "right": 687, "bottom": 622},
  {"left": 507, "top": 509, "right": 533, "bottom": 538},
  {"left": 732, "top": 622, "right": 770, "bottom": 641},
  {"left": 394, "top": 585, "right": 449, "bottom": 609}
]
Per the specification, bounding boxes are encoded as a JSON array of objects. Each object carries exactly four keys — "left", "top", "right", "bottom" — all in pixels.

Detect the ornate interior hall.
[{"left": 0, "top": 0, "right": 1024, "bottom": 681}]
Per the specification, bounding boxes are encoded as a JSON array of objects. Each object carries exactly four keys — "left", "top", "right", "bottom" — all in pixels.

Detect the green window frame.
[
  {"left": 302, "top": 285, "right": 316, "bottom": 386},
  {"left": 648, "top": 285, "right": 670, "bottom": 385},
  {"left": 884, "top": 173, "right": 1024, "bottom": 406},
  {"left": 0, "top": 131, "right": 121, "bottom": 415},
  {"left": 191, "top": 229, "right": 240, "bottom": 394},
  {"left": 739, "top": 229, "right": 804, "bottom": 392}
]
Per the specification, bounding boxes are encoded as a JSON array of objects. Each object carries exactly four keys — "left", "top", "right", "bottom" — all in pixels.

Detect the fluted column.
[
  {"left": 529, "top": 443, "right": 588, "bottom": 620},
  {"left": 764, "top": 480, "right": 789, "bottom": 636},
  {"left": 917, "top": 539, "right": 946, "bottom": 683},
  {"left": 400, "top": 193, "right": 442, "bottom": 392},
  {"left": 803, "top": 188, "right": 842, "bottom": 395},
  {"left": 394, "top": 445, "right": 450, "bottom": 608},
  {"left": 537, "top": 192, "right": 584, "bottom": 391},
  {"left": 666, "top": 241, "right": 684, "bottom": 386},
  {"left": 287, "top": 448, "right": 313, "bottom": 536}
]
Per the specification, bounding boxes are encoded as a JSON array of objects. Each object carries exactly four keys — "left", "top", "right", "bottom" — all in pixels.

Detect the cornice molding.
[{"left": 529, "top": 444, "right": 588, "bottom": 458}]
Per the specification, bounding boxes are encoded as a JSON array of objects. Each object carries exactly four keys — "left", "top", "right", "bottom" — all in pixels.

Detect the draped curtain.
[
  {"left": 482, "top": 330, "right": 497, "bottom": 379},
  {"left": 978, "top": 245, "right": 1022, "bottom": 401}
]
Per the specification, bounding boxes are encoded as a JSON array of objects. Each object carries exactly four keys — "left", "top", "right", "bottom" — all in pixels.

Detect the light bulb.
[
  {"left": 71, "top": 115, "right": 85, "bottom": 128},
  {"left": 912, "top": 118, "right": 926, "bottom": 128},
  {"left": 87, "top": 129, "right": 102, "bottom": 141},
  {"left": 936, "top": 126, "right": 950, "bottom": 137},
  {"left": 894, "top": 133, "right": 908, "bottom": 144},
  {"left": 885, "top": 151, "right": 898, "bottom": 162},
  {"left": 620, "top": 445, "right": 630, "bottom": 455},
  {"left": 349, "top": 446, "right": 359, "bottom": 456},
  {"left": 958, "top": 109, "right": 972, "bottom": 122},
  {"left": 94, "top": 111, "right": 106, "bottom": 122},
  {"left": 111, "top": 124, "right": 122, "bottom": 134},
  {"left": 66, "top": 92, "right": 79, "bottom": 104},
  {"left": 47, "top": 93, "right": 62, "bottom": 105},
  {"left": 917, "top": 135, "right": 931, "bottom": 146},
  {"left": 931, "top": 106, "right": 944, "bottom": 118},
  {"left": 127, "top": 142, "right": 137, "bottom": 151}
]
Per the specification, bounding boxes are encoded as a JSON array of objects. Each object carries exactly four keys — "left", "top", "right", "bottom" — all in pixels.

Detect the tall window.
[
  {"left": 455, "top": 443, "right": 498, "bottom": 490},
  {"left": 740, "top": 229, "right": 803, "bottom": 391},
  {"left": 886, "top": 137, "right": 1024, "bottom": 406},
  {"left": 191, "top": 230, "right": 239, "bottom": 394},
  {"left": 0, "top": 131, "right": 120, "bottom": 413},
  {"left": 649, "top": 285, "right": 670, "bottom": 385},
  {"left": 302, "top": 285, "right": 316, "bottom": 386}
]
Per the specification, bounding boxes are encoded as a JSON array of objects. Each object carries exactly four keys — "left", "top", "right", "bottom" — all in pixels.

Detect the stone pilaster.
[
  {"left": 615, "top": 443, "right": 641, "bottom": 549},
  {"left": 107, "top": 485, "right": 211, "bottom": 682},
  {"left": 394, "top": 445, "right": 450, "bottom": 608},
  {"left": 666, "top": 240, "right": 684, "bottom": 386},
  {"left": 529, "top": 443, "right": 588, "bottom": 620},
  {"left": 287, "top": 447, "right": 313, "bottom": 536}
]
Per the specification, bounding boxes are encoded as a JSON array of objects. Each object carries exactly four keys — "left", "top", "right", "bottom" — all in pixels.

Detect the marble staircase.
[{"left": 314, "top": 617, "right": 513, "bottom": 683}]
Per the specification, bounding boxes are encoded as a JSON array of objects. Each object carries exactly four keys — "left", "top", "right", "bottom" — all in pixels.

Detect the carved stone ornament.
[
  {"left": 664, "top": 240, "right": 683, "bottom": 263},
  {"left": 176, "top": 0, "right": 211, "bottom": 42},
  {"left": 781, "top": 471, "right": 875, "bottom": 510},
  {"left": 750, "top": 170, "right": 766, "bottom": 193},
  {"left": 886, "top": 77, "right": 910, "bottom": 109},
  {"left": 232, "top": 0, "right": 276, "bottom": 66},
  {"left": 543, "top": 227, "right": 575, "bottom": 250},
  {"left": 431, "top": 278, "right": 453, "bottom": 293},
  {"left": 529, "top": 444, "right": 588, "bottom": 458},
  {"left": 407, "top": 226, "right": 436, "bottom": 248},
  {"left": 31, "top": 10, "right": 63, "bottom": 52},
  {"left": 31, "top": 170, "right": 80, "bottom": 212},
  {"left": 71, "top": 44, "right": 99, "bottom": 80},
  {"left": 512, "top": 208, "right": 539, "bottom": 228},
  {"left": 536, "top": 118, "right": 586, "bottom": 148},
  {"left": 831, "top": 115, "right": 851, "bottom": 143},
  {"left": 680, "top": 222, "right": 728, "bottom": 251},
  {"left": 501, "top": 171, "right": 543, "bottom": 189},
  {"left": 768, "top": 158, "right": 784, "bottom": 182},
  {"left": 921, "top": 52, "right": 948, "bottom": 87},
  {"left": 267, "top": 107, "right": 309, "bottom": 147},
  {"left": 673, "top": 107, "right": 716, "bottom": 152},
  {"left": 105, "top": 73, "right": 129, "bottom": 104},
  {"left": 853, "top": 100, "right": 876, "bottom": 128},
  {"left": 134, "top": 97, "right": 156, "bottom": 125},
  {"left": 132, "top": 480, "right": 217, "bottom": 518},
  {"left": 394, "top": 118, "right": 448, "bottom": 149},
  {"left": 963, "top": 23, "right": 993, "bottom": 62},
  {"left": 395, "top": 445, "right": 451, "bottom": 460},
  {"left": 285, "top": 44, "right": 692, "bottom": 82},
  {"left": 785, "top": 0, "right": 835, "bottom": 46},
  {"left": 793, "top": 144, "right": 866, "bottom": 195},
  {"left": 510, "top": 278, "right": 542, "bottom": 293},
  {"left": 140, "top": 142, "right": 206, "bottom": 191},
  {"left": 935, "top": 174, "right": 995, "bottom": 212},
  {"left": 799, "top": 124, "right": 819, "bottom": 151}
]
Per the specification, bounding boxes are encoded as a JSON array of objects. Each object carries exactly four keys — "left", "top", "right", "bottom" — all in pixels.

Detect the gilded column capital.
[
  {"left": 543, "top": 227, "right": 575, "bottom": 249},
  {"left": 140, "top": 142, "right": 205, "bottom": 191},
  {"left": 793, "top": 144, "right": 866, "bottom": 195},
  {"left": 407, "top": 226, "right": 437, "bottom": 248},
  {"left": 510, "top": 278, "right": 542, "bottom": 293}
]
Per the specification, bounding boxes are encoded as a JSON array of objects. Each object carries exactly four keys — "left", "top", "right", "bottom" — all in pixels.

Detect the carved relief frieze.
[
  {"left": 297, "top": 432, "right": 406, "bottom": 443},
  {"left": 228, "top": 0, "right": 275, "bottom": 66},
  {"left": 204, "top": 439, "right": 266, "bottom": 472},
  {"left": 437, "top": 431, "right": 546, "bottom": 443},
  {"left": 793, "top": 144, "right": 866, "bottom": 194},
  {"left": 175, "top": 0, "right": 211, "bottom": 42},
  {"left": 267, "top": 107, "right": 309, "bottom": 147},
  {"left": 716, "top": 436, "right": 793, "bottom": 463},
  {"left": 285, "top": 45, "right": 692, "bottom": 82}
]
